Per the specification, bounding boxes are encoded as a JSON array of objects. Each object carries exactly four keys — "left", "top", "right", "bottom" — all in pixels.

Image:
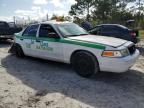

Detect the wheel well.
[
  {"left": 15, "top": 43, "right": 24, "bottom": 53},
  {"left": 15, "top": 43, "right": 21, "bottom": 47},
  {"left": 70, "top": 50, "right": 99, "bottom": 66}
]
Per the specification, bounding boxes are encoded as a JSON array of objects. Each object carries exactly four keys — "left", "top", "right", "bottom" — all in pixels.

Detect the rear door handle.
[{"left": 36, "top": 39, "right": 40, "bottom": 42}]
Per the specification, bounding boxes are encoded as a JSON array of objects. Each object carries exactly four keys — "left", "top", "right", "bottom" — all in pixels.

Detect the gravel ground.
[{"left": 0, "top": 40, "right": 144, "bottom": 108}]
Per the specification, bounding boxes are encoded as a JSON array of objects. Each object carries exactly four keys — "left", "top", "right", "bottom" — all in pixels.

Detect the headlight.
[
  {"left": 120, "top": 49, "right": 129, "bottom": 57},
  {"left": 102, "top": 49, "right": 129, "bottom": 58}
]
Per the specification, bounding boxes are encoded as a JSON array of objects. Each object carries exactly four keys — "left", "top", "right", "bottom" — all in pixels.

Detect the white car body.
[{"left": 14, "top": 21, "right": 140, "bottom": 73}]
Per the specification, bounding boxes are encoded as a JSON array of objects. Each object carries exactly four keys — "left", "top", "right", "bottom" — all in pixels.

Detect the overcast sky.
[
  {"left": 0, "top": 0, "right": 135, "bottom": 22},
  {"left": 0, "top": 0, "right": 76, "bottom": 21}
]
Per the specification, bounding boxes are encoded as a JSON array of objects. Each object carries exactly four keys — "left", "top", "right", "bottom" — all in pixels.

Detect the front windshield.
[{"left": 56, "top": 23, "right": 89, "bottom": 37}]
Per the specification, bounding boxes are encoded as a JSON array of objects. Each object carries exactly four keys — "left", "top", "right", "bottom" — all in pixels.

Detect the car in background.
[
  {"left": 89, "top": 24, "right": 139, "bottom": 43},
  {"left": 0, "top": 21, "right": 22, "bottom": 40}
]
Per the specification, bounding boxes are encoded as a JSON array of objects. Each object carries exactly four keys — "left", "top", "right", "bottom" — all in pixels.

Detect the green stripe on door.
[
  {"left": 61, "top": 39, "right": 105, "bottom": 50},
  {"left": 15, "top": 35, "right": 106, "bottom": 50}
]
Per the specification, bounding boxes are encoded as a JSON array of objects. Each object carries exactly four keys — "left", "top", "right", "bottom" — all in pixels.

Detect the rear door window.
[
  {"left": 101, "top": 26, "right": 116, "bottom": 33},
  {"left": 101, "top": 26, "right": 121, "bottom": 37},
  {"left": 22, "top": 24, "right": 39, "bottom": 37}
]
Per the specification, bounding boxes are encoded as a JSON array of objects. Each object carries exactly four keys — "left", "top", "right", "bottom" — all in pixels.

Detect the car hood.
[{"left": 67, "top": 35, "right": 127, "bottom": 47}]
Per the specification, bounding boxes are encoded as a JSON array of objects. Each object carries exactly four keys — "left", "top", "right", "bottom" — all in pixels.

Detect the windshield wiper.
[
  {"left": 79, "top": 34, "right": 89, "bottom": 35},
  {"left": 65, "top": 34, "right": 89, "bottom": 37},
  {"left": 66, "top": 34, "right": 80, "bottom": 36}
]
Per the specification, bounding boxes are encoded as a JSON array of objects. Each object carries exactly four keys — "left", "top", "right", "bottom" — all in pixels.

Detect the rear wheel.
[
  {"left": 15, "top": 44, "right": 24, "bottom": 58},
  {"left": 71, "top": 51, "right": 99, "bottom": 78}
]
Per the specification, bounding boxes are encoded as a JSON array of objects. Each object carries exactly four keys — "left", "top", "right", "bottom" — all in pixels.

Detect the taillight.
[{"left": 130, "top": 32, "right": 136, "bottom": 37}]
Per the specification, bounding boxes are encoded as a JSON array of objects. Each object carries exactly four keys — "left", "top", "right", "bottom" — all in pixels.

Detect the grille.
[{"left": 128, "top": 45, "right": 136, "bottom": 55}]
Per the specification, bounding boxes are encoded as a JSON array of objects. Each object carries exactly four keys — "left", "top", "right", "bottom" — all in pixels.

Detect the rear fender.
[{"left": 8, "top": 43, "right": 20, "bottom": 54}]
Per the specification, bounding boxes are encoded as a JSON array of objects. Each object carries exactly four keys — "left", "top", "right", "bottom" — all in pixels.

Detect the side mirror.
[{"left": 48, "top": 32, "right": 60, "bottom": 39}]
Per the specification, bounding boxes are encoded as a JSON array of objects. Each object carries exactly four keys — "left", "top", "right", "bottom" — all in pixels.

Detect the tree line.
[
  {"left": 16, "top": 0, "right": 144, "bottom": 29},
  {"left": 69, "top": 0, "right": 144, "bottom": 29}
]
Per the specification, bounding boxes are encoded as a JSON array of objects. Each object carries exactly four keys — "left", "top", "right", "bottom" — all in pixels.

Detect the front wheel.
[{"left": 71, "top": 51, "right": 99, "bottom": 78}]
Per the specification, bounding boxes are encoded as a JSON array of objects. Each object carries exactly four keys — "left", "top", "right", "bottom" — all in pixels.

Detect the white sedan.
[{"left": 11, "top": 21, "right": 140, "bottom": 77}]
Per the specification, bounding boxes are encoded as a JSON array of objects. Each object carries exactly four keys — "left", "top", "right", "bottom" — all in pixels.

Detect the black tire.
[
  {"left": 15, "top": 44, "right": 24, "bottom": 58},
  {"left": 71, "top": 51, "right": 99, "bottom": 78}
]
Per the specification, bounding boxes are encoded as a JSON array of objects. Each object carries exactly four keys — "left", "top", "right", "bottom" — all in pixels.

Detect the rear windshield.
[{"left": 117, "top": 25, "right": 128, "bottom": 29}]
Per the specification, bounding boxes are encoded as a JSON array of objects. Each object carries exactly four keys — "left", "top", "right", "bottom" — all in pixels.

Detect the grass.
[{"left": 139, "top": 30, "right": 144, "bottom": 39}]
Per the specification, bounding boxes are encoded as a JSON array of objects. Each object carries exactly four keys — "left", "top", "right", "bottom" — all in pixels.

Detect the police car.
[{"left": 12, "top": 21, "right": 140, "bottom": 77}]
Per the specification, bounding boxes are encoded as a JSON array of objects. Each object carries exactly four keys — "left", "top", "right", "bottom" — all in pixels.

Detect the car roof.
[
  {"left": 28, "top": 21, "right": 73, "bottom": 27},
  {"left": 97, "top": 24, "right": 128, "bottom": 29},
  {"left": 89, "top": 24, "right": 129, "bottom": 31},
  {"left": 100, "top": 24, "right": 122, "bottom": 26},
  {"left": 40, "top": 20, "right": 72, "bottom": 25},
  {"left": 0, "top": 21, "right": 7, "bottom": 23}
]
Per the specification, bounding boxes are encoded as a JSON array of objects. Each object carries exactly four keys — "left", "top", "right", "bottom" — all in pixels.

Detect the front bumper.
[{"left": 99, "top": 49, "right": 140, "bottom": 73}]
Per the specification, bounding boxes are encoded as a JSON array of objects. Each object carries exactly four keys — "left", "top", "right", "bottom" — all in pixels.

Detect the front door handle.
[{"left": 20, "top": 38, "right": 23, "bottom": 41}]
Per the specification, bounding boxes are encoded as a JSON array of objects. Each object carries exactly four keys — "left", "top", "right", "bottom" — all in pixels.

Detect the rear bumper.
[
  {"left": 0, "top": 35, "right": 14, "bottom": 39},
  {"left": 99, "top": 49, "right": 140, "bottom": 73},
  {"left": 8, "top": 43, "right": 16, "bottom": 53}
]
